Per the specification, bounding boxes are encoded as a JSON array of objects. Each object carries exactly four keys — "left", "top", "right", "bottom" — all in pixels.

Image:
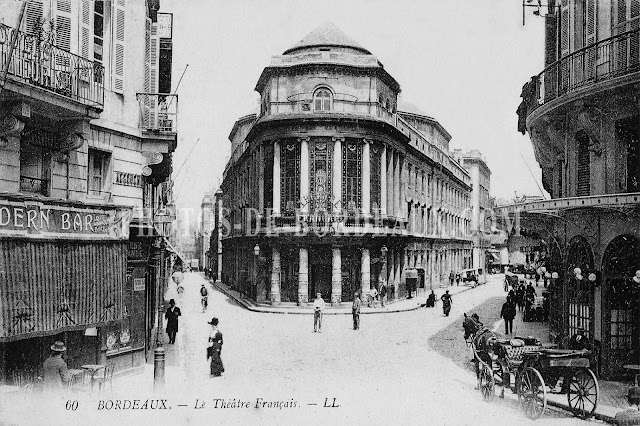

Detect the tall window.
[
  {"left": 20, "top": 143, "right": 51, "bottom": 197},
  {"left": 342, "top": 141, "right": 362, "bottom": 212},
  {"left": 309, "top": 138, "right": 333, "bottom": 212},
  {"left": 370, "top": 144, "right": 381, "bottom": 213},
  {"left": 88, "top": 149, "right": 110, "bottom": 195},
  {"left": 616, "top": 116, "right": 640, "bottom": 192},
  {"left": 576, "top": 131, "right": 591, "bottom": 196},
  {"left": 313, "top": 88, "right": 332, "bottom": 112},
  {"left": 280, "top": 142, "right": 300, "bottom": 213}
]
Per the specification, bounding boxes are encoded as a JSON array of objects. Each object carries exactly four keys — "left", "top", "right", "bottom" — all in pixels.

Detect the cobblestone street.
[{"left": 97, "top": 272, "right": 588, "bottom": 426}]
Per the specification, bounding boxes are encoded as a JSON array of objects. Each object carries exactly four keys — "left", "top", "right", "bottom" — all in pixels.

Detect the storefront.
[{"left": 0, "top": 194, "right": 132, "bottom": 380}]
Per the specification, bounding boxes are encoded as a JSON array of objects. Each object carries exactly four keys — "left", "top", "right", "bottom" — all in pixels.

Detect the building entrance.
[{"left": 309, "top": 248, "right": 332, "bottom": 301}]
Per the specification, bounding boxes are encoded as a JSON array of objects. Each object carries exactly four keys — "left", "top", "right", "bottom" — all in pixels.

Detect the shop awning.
[{"left": 0, "top": 240, "right": 127, "bottom": 342}]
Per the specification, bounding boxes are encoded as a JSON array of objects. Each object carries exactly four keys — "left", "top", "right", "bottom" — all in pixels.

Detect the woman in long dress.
[{"left": 207, "top": 317, "right": 224, "bottom": 377}]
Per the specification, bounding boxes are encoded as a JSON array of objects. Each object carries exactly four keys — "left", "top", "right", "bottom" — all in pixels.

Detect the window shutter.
[
  {"left": 559, "top": 0, "right": 570, "bottom": 93},
  {"left": 24, "top": 0, "right": 44, "bottom": 35},
  {"left": 143, "top": 17, "right": 151, "bottom": 127},
  {"left": 79, "top": 0, "right": 93, "bottom": 82},
  {"left": 112, "top": 0, "right": 126, "bottom": 94},
  {"left": 149, "top": 23, "right": 159, "bottom": 125},
  {"left": 630, "top": 0, "right": 640, "bottom": 67},
  {"left": 585, "top": 0, "right": 596, "bottom": 80},
  {"left": 55, "top": 0, "right": 72, "bottom": 52},
  {"left": 576, "top": 132, "right": 590, "bottom": 197}
]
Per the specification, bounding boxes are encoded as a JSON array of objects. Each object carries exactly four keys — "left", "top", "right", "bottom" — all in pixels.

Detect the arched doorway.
[
  {"left": 602, "top": 235, "right": 640, "bottom": 378},
  {"left": 566, "top": 236, "right": 595, "bottom": 340}
]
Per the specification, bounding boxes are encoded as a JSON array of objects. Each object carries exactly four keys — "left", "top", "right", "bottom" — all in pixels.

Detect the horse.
[{"left": 463, "top": 313, "right": 507, "bottom": 396}]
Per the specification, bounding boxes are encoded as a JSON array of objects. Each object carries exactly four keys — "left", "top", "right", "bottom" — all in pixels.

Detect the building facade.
[
  {"left": 510, "top": 0, "right": 640, "bottom": 378},
  {"left": 453, "top": 149, "right": 492, "bottom": 276},
  {"left": 219, "top": 23, "right": 473, "bottom": 306},
  {"left": 195, "top": 190, "right": 214, "bottom": 272},
  {"left": 0, "top": 0, "right": 177, "bottom": 378}
]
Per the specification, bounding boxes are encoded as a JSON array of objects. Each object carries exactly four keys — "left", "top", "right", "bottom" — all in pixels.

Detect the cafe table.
[{"left": 81, "top": 364, "right": 105, "bottom": 390}]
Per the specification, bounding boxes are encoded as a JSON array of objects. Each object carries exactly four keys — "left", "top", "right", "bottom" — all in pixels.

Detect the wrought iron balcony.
[
  {"left": 0, "top": 24, "right": 104, "bottom": 108},
  {"left": 137, "top": 93, "right": 178, "bottom": 134},
  {"left": 532, "top": 28, "right": 640, "bottom": 113},
  {"left": 19, "top": 175, "right": 49, "bottom": 196}
]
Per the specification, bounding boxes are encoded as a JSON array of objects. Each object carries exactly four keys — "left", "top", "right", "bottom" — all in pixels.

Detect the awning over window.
[{"left": 0, "top": 240, "right": 127, "bottom": 342}]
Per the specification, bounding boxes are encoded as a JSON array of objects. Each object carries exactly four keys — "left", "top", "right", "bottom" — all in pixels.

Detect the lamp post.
[
  {"left": 380, "top": 245, "right": 388, "bottom": 293},
  {"left": 253, "top": 244, "right": 260, "bottom": 301}
]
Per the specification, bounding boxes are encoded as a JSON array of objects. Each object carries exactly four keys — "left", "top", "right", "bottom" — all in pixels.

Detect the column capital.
[
  {"left": 0, "top": 114, "right": 25, "bottom": 137},
  {"left": 331, "top": 136, "right": 345, "bottom": 143},
  {"left": 297, "top": 136, "right": 310, "bottom": 143}
]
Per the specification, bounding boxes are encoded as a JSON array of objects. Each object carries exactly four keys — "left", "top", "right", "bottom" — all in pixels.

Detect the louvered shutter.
[
  {"left": 630, "top": 0, "right": 640, "bottom": 68},
  {"left": 560, "top": 0, "right": 570, "bottom": 93},
  {"left": 149, "top": 23, "right": 159, "bottom": 128},
  {"left": 576, "top": 132, "right": 590, "bottom": 197},
  {"left": 573, "top": 0, "right": 584, "bottom": 85},
  {"left": 112, "top": 0, "right": 126, "bottom": 94},
  {"left": 54, "top": 0, "right": 73, "bottom": 97},
  {"left": 24, "top": 0, "right": 44, "bottom": 35},
  {"left": 585, "top": 0, "right": 596, "bottom": 80},
  {"left": 79, "top": 0, "right": 93, "bottom": 81},
  {"left": 143, "top": 17, "right": 151, "bottom": 127}
]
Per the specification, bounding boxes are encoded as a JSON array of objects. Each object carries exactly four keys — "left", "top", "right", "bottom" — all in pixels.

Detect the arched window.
[{"left": 313, "top": 88, "right": 332, "bottom": 111}]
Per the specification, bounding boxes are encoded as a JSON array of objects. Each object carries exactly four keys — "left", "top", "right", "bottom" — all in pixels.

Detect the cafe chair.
[
  {"left": 19, "top": 383, "right": 34, "bottom": 400},
  {"left": 92, "top": 363, "right": 115, "bottom": 393},
  {"left": 67, "top": 370, "right": 87, "bottom": 394}
]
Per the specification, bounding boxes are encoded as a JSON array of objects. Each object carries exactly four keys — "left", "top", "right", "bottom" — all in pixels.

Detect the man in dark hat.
[
  {"left": 43, "top": 341, "right": 71, "bottom": 391},
  {"left": 569, "top": 327, "right": 591, "bottom": 351},
  {"left": 165, "top": 299, "right": 181, "bottom": 344},
  {"left": 207, "top": 317, "right": 224, "bottom": 377}
]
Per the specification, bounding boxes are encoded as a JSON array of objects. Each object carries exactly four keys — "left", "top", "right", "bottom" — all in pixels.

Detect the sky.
[{"left": 164, "top": 0, "right": 549, "bottom": 214}]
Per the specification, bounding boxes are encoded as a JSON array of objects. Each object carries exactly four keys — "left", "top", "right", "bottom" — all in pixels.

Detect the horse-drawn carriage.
[{"left": 463, "top": 314, "right": 599, "bottom": 420}]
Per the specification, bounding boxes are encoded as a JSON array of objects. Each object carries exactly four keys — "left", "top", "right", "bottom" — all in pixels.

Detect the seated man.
[{"left": 568, "top": 327, "right": 591, "bottom": 351}]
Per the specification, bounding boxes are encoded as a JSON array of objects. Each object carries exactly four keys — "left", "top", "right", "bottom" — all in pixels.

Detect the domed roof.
[
  {"left": 397, "top": 99, "right": 430, "bottom": 117},
  {"left": 283, "top": 21, "right": 371, "bottom": 55}
]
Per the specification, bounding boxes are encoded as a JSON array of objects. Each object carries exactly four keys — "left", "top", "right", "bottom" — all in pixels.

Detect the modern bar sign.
[{"left": 0, "top": 197, "right": 131, "bottom": 240}]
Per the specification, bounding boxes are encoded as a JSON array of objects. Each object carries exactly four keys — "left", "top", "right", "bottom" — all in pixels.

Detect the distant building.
[
  {"left": 453, "top": 149, "right": 492, "bottom": 275},
  {"left": 217, "top": 22, "right": 473, "bottom": 306}
]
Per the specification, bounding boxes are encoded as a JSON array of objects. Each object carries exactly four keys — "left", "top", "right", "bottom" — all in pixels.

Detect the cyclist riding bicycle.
[{"left": 200, "top": 284, "right": 208, "bottom": 312}]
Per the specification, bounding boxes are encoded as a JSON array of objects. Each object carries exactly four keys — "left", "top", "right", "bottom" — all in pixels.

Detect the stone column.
[
  {"left": 387, "top": 148, "right": 394, "bottom": 217},
  {"left": 400, "top": 156, "right": 406, "bottom": 219},
  {"left": 362, "top": 140, "right": 371, "bottom": 216},
  {"left": 394, "top": 152, "right": 400, "bottom": 217},
  {"left": 361, "top": 248, "right": 371, "bottom": 298},
  {"left": 380, "top": 145, "right": 387, "bottom": 216},
  {"left": 270, "top": 247, "right": 281, "bottom": 304},
  {"left": 331, "top": 247, "right": 342, "bottom": 305},
  {"left": 272, "top": 141, "right": 281, "bottom": 216},
  {"left": 258, "top": 145, "right": 264, "bottom": 213},
  {"left": 298, "top": 248, "right": 309, "bottom": 304},
  {"left": 388, "top": 248, "right": 396, "bottom": 293},
  {"left": 299, "top": 137, "right": 310, "bottom": 214},
  {"left": 332, "top": 137, "right": 343, "bottom": 213}
]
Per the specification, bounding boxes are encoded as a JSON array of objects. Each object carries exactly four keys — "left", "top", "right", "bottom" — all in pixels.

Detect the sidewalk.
[
  {"left": 207, "top": 274, "right": 476, "bottom": 315},
  {"left": 494, "top": 287, "right": 632, "bottom": 424}
]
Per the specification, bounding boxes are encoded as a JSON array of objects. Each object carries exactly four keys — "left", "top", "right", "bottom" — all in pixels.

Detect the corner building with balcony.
[
  {"left": 511, "top": 0, "right": 640, "bottom": 378},
  {"left": 220, "top": 23, "right": 473, "bottom": 306},
  {"left": 0, "top": 0, "right": 178, "bottom": 379}
]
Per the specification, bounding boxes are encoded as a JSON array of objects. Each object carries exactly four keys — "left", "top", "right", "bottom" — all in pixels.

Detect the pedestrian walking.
[
  {"left": 369, "top": 286, "right": 378, "bottom": 308},
  {"left": 379, "top": 283, "right": 387, "bottom": 307},
  {"left": 352, "top": 293, "right": 361, "bottom": 330},
  {"left": 425, "top": 290, "right": 436, "bottom": 307},
  {"left": 449, "top": 271, "right": 455, "bottom": 287},
  {"left": 165, "top": 299, "right": 181, "bottom": 344},
  {"left": 207, "top": 317, "right": 224, "bottom": 377},
  {"left": 516, "top": 285, "right": 525, "bottom": 312},
  {"left": 455, "top": 272, "right": 461, "bottom": 286},
  {"left": 43, "top": 341, "right": 71, "bottom": 392},
  {"left": 500, "top": 296, "right": 516, "bottom": 334},
  {"left": 441, "top": 290, "right": 452, "bottom": 316},
  {"left": 313, "top": 292, "right": 325, "bottom": 332}
]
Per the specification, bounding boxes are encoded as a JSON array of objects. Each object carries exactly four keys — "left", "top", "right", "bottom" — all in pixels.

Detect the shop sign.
[{"left": 0, "top": 197, "right": 131, "bottom": 240}]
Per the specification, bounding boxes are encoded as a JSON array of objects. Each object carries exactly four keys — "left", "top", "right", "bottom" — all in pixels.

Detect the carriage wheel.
[
  {"left": 567, "top": 368, "right": 598, "bottom": 419},
  {"left": 518, "top": 367, "right": 547, "bottom": 420},
  {"left": 479, "top": 364, "right": 495, "bottom": 401}
]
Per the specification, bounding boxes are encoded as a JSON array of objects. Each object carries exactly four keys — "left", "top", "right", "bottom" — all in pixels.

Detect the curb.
[{"left": 207, "top": 275, "right": 476, "bottom": 315}]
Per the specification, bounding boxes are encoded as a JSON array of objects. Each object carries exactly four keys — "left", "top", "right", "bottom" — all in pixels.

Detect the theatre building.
[
  {"left": 509, "top": 0, "right": 640, "bottom": 378},
  {"left": 0, "top": 0, "right": 177, "bottom": 379},
  {"left": 219, "top": 23, "right": 474, "bottom": 306}
]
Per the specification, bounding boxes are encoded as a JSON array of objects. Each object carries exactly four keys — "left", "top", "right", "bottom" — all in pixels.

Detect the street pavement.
[{"left": 9, "top": 272, "right": 601, "bottom": 426}]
